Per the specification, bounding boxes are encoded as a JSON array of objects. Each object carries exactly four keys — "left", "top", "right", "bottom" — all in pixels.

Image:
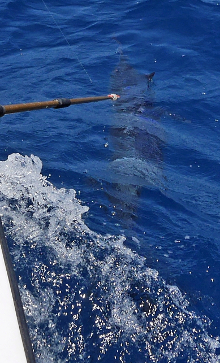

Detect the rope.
[{"left": 41, "top": 0, "right": 93, "bottom": 84}]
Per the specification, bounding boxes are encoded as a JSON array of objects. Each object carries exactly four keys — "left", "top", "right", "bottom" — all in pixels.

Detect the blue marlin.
[{"left": 106, "top": 48, "right": 166, "bottom": 236}]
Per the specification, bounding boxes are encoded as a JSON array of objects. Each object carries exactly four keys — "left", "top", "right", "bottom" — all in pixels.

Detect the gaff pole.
[{"left": 0, "top": 94, "right": 120, "bottom": 117}]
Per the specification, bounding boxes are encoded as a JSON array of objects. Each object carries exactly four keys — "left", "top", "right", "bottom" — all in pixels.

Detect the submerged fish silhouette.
[{"left": 107, "top": 49, "right": 165, "bottom": 235}]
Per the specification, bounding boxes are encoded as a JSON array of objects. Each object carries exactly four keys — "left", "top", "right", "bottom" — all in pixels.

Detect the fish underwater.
[{"left": 106, "top": 47, "right": 166, "bottom": 238}]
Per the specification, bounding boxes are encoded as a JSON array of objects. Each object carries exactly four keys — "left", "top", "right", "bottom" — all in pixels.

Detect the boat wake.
[{"left": 0, "top": 153, "right": 219, "bottom": 362}]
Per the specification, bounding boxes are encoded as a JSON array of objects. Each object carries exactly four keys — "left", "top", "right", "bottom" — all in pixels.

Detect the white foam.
[{"left": 0, "top": 153, "right": 219, "bottom": 362}]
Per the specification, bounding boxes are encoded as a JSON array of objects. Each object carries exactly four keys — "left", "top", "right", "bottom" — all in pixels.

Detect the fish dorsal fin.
[{"left": 146, "top": 72, "right": 155, "bottom": 81}]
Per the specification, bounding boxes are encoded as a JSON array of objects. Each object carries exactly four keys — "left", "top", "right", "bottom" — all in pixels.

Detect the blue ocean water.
[{"left": 0, "top": 0, "right": 220, "bottom": 361}]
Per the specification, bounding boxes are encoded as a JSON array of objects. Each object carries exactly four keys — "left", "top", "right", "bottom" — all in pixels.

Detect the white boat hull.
[
  {"left": 0, "top": 242, "right": 27, "bottom": 362},
  {"left": 0, "top": 218, "right": 35, "bottom": 363}
]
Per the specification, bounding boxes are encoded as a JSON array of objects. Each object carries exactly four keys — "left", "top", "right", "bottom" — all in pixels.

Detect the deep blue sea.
[{"left": 0, "top": 0, "right": 220, "bottom": 361}]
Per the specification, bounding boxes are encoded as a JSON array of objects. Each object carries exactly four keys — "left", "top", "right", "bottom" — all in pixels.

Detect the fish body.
[{"left": 106, "top": 51, "right": 165, "bottom": 234}]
